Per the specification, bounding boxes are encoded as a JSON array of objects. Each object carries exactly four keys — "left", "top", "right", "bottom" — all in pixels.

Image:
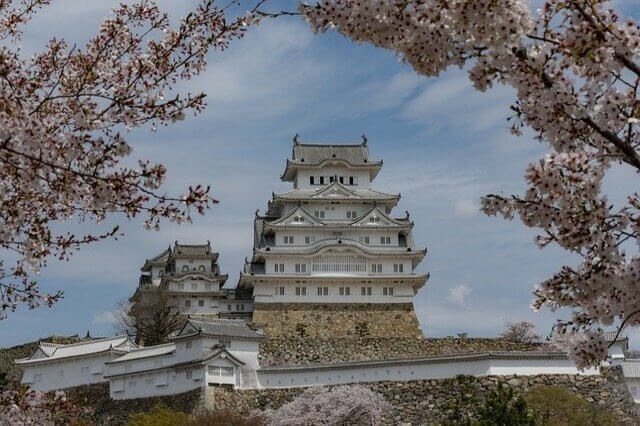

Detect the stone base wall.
[
  {"left": 206, "top": 368, "right": 640, "bottom": 425},
  {"left": 64, "top": 383, "right": 202, "bottom": 425},
  {"left": 252, "top": 303, "right": 423, "bottom": 338},
  {"left": 259, "top": 337, "right": 541, "bottom": 366}
]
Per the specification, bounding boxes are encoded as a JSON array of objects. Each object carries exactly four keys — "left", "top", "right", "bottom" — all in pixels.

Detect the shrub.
[
  {"left": 524, "top": 385, "right": 617, "bottom": 425},
  {"left": 126, "top": 404, "right": 190, "bottom": 426},
  {"left": 476, "top": 383, "right": 535, "bottom": 426},
  {"left": 184, "top": 410, "right": 264, "bottom": 426}
]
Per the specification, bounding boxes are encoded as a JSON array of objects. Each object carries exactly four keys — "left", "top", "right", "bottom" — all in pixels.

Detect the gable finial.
[
  {"left": 255, "top": 208, "right": 260, "bottom": 217},
  {"left": 293, "top": 133, "right": 300, "bottom": 145},
  {"left": 405, "top": 210, "right": 410, "bottom": 219},
  {"left": 361, "top": 134, "right": 368, "bottom": 146}
]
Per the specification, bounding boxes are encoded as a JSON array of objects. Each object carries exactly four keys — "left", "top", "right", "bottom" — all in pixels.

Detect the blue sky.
[{"left": 2, "top": 0, "right": 640, "bottom": 347}]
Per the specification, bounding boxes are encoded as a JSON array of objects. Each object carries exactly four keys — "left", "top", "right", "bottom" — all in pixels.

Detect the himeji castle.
[
  {"left": 237, "top": 136, "right": 430, "bottom": 338},
  {"left": 13, "top": 137, "right": 640, "bottom": 411}
]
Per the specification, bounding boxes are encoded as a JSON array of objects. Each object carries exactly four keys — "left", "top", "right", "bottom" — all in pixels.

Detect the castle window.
[
  {"left": 370, "top": 216, "right": 380, "bottom": 223},
  {"left": 393, "top": 264, "right": 404, "bottom": 273},
  {"left": 346, "top": 211, "right": 357, "bottom": 219},
  {"left": 349, "top": 176, "right": 357, "bottom": 185},
  {"left": 371, "top": 264, "right": 382, "bottom": 274},
  {"left": 198, "top": 265, "right": 205, "bottom": 272},
  {"left": 185, "top": 300, "right": 191, "bottom": 307},
  {"left": 295, "top": 264, "right": 307, "bottom": 273},
  {"left": 361, "top": 286, "right": 366, "bottom": 296},
  {"left": 383, "top": 287, "right": 394, "bottom": 296},
  {"left": 279, "top": 286, "right": 285, "bottom": 295},
  {"left": 198, "top": 300, "right": 204, "bottom": 307},
  {"left": 305, "top": 236, "right": 316, "bottom": 244},
  {"left": 236, "top": 304, "right": 240, "bottom": 310},
  {"left": 339, "top": 286, "right": 350, "bottom": 296},
  {"left": 329, "top": 176, "right": 334, "bottom": 183},
  {"left": 317, "top": 286, "right": 328, "bottom": 296},
  {"left": 380, "top": 236, "right": 391, "bottom": 244},
  {"left": 227, "top": 304, "right": 231, "bottom": 310},
  {"left": 314, "top": 210, "right": 325, "bottom": 219},
  {"left": 359, "top": 236, "right": 370, "bottom": 244},
  {"left": 182, "top": 265, "right": 189, "bottom": 272},
  {"left": 320, "top": 176, "right": 325, "bottom": 185},
  {"left": 284, "top": 236, "right": 294, "bottom": 244},
  {"left": 339, "top": 176, "right": 344, "bottom": 184},
  {"left": 310, "top": 176, "right": 315, "bottom": 185},
  {"left": 274, "top": 263, "right": 284, "bottom": 273}
]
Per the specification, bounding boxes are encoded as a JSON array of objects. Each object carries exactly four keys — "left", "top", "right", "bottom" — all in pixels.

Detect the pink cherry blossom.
[
  {"left": 0, "top": 1, "right": 259, "bottom": 319},
  {"left": 300, "top": 0, "right": 640, "bottom": 367}
]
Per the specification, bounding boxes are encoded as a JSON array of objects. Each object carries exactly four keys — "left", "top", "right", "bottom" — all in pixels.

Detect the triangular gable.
[
  {"left": 352, "top": 206, "right": 402, "bottom": 226},
  {"left": 269, "top": 205, "right": 325, "bottom": 226},
  {"left": 311, "top": 181, "right": 362, "bottom": 199},
  {"left": 29, "top": 347, "right": 52, "bottom": 360},
  {"left": 176, "top": 321, "right": 201, "bottom": 337},
  {"left": 202, "top": 348, "right": 245, "bottom": 366},
  {"left": 114, "top": 338, "right": 137, "bottom": 351}
]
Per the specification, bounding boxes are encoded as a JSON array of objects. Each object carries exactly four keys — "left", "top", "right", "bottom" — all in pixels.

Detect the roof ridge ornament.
[
  {"left": 255, "top": 208, "right": 260, "bottom": 217},
  {"left": 405, "top": 210, "right": 410, "bottom": 219},
  {"left": 293, "top": 133, "right": 300, "bottom": 145},
  {"left": 361, "top": 134, "right": 368, "bottom": 146}
]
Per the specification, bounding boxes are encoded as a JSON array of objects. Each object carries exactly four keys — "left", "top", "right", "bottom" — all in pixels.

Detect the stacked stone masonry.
[
  {"left": 252, "top": 303, "right": 423, "bottom": 338},
  {"left": 259, "top": 337, "right": 542, "bottom": 366},
  {"left": 207, "top": 367, "right": 640, "bottom": 425}
]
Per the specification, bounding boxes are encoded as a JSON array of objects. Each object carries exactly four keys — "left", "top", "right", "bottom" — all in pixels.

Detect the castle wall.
[
  {"left": 207, "top": 367, "right": 639, "bottom": 425},
  {"left": 251, "top": 303, "right": 423, "bottom": 338}
]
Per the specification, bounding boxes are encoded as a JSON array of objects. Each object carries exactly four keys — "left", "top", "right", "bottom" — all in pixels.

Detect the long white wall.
[
  {"left": 253, "top": 355, "right": 599, "bottom": 390},
  {"left": 22, "top": 352, "right": 120, "bottom": 392}
]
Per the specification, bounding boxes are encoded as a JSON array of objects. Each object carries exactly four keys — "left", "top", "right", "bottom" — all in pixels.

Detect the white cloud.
[
  {"left": 447, "top": 284, "right": 472, "bottom": 306},
  {"left": 92, "top": 310, "right": 116, "bottom": 326},
  {"left": 453, "top": 199, "right": 478, "bottom": 218}
]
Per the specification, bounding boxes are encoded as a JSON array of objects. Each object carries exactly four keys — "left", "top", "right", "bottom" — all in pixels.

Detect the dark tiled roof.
[
  {"left": 259, "top": 351, "right": 570, "bottom": 373},
  {"left": 184, "top": 318, "right": 263, "bottom": 340},
  {"left": 292, "top": 143, "right": 374, "bottom": 166},
  {"left": 174, "top": 242, "right": 213, "bottom": 257}
]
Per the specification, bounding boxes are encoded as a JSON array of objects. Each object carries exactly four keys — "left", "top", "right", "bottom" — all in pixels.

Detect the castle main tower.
[{"left": 238, "top": 136, "right": 428, "bottom": 338}]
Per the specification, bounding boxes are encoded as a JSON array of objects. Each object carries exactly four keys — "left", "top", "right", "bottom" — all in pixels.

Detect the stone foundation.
[
  {"left": 206, "top": 368, "right": 640, "bottom": 425},
  {"left": 252, "top": 303, "right": 423, "bottom": 338},
  {"left": 259, "top": 337, "right": 542, "bottom": 366}
]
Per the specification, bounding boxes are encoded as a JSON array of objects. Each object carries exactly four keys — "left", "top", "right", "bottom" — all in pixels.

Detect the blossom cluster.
[
  {"left": 301, "top": 0, "right": 640, "bottom": 367},
  {"left": 0, "top": 1, "right": 258, "bottom": 318}
]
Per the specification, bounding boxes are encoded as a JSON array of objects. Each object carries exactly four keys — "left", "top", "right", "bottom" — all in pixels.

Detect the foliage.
[
  {"left": 126, "top": 404, "right": 190, "bottom": 426},
  {"left": 301, "top": 0, "right": 640, "bottom": 367},
  {"left": 0, "top": 385, "right": 85, "bottom": 425},
  {"left": 115, "top": 288, "right": 185, "bottom": 345},
  {"left": 185, "top": 410, "right": 264, "bottom": 426},
  {"left": 500, "top": 321, "right": 541, "bottom": 344},
  {"left": 256, "top": 385, "right": 391, "bottom": 425},
  {"left": 457, "top": 332, "right": 469, "bottom": 339},
  {"left": 524, "top": 385, "right": 617, "bottom": 425},
  {"left": 0, "top": 0, "right": 261, "bottom": 319},
  {"left": 476, "top": 384, "right": 536, "bottom": 426},
  {"left": 126, "top": 406, "right": 264, "bottom": 426}
]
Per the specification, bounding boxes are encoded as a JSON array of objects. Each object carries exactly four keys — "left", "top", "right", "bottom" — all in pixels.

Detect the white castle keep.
[{"left": 14, "top": 137, "right": 640, "bottom": 403}]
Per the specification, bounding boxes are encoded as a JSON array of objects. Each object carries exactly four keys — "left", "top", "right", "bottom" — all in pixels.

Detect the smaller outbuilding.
[
  {"left": 15, "top": 335, "right": 137, "bottom": 392},
  {"left": 104, "top": 317, "right": 263, "bottom": 399}
]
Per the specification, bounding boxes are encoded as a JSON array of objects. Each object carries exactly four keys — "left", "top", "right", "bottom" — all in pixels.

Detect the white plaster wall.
[
  {"left": 265, "top": 257, "right": 412, "bottom": 277},
  {"left": 296, "top": 168, "right": 370, "bottom": 190},
  {"left": 110, "top": 367, "right": 204, "bottom": 400},
  {"left": 626, "top": 378, "right": 640, "bottom": 403},
  {"left": 21, "top": 352, "right": 119, "bottom": 392},
  {"left": 227, "top": 340, "right": 260, "bottom": 369},
  {"left": 253, "top": 281, "right": 415, "bottom": 304},
  {"left": 254, "top": 358, "right": 598, "bottom": 390},
  {"left": 175, "top": 259, "right": 210, "bottom": 273}
]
